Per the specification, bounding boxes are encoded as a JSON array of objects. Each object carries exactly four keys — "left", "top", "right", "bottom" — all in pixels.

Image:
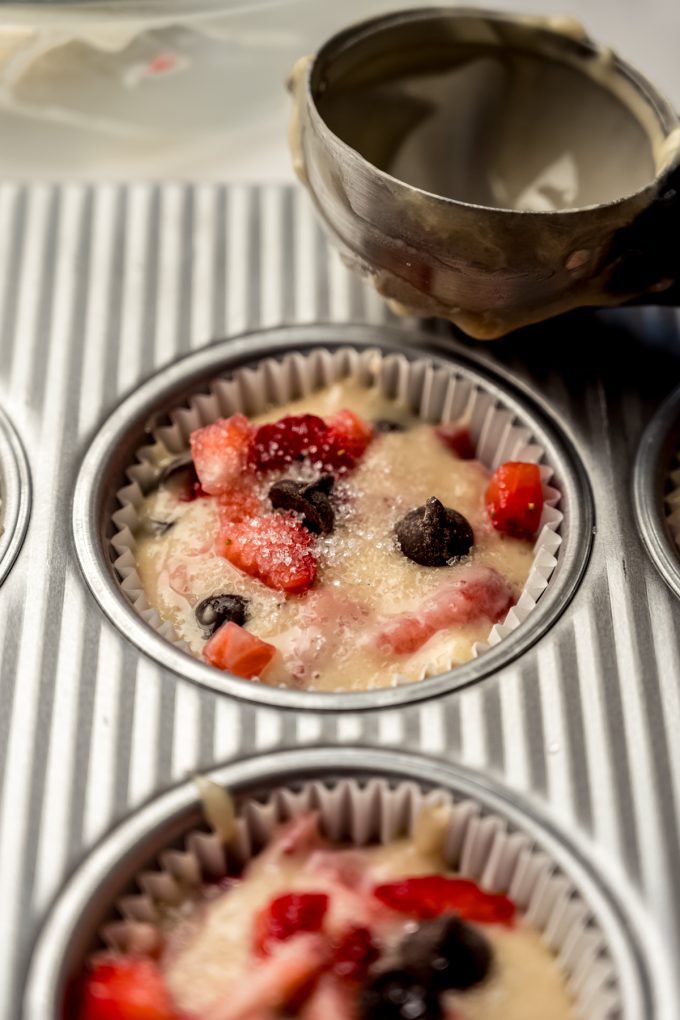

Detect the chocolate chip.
[
  {"left": 358, "top": 968, "right": 442, "bottom": 1020},
  {"left": 373, "top": 419, "right": 405, "bottom": 433},
  {"left": 159, "top": 450, "right": 194, "bottom": 483},
  {"left": 399, "top": 915, "right": 493, "bottom": 991},
  {"left": 157, "top": 451, "right": 199, "bottom": 498},
  {"left": 269, "top": 475, "right": 335, "bottom": 534},
  {"left": 195, "top": 594, "right": 249, "bottom": 636},
  {"left": 395, "top": 496, "right": 473, "bottom": 566}
]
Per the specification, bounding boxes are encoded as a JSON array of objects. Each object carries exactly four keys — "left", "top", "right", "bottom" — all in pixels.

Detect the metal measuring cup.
[{"left": 288, "top": 8, "right": 680, "bottom": 339}]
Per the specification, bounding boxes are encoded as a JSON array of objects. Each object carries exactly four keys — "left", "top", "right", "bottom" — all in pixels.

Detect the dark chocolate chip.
[
  {"left": 159, "top": 450, "right": 194, "bottom": 483},
  {"left": 373, "top": 419, "right": 405, "bottom": 433},
  {"left": 268, "top": 475, "right": 335, "bottom": 534},
  {"left": 358, "top": 968, "right": 442, "bottom": 1020},
  {"left": 158, "top": 451, "right": 199, "bottom": 497},
  {"left": 399, "top": 914, "right": 493, "bottom": 992},
  {"left": 195, "top": 594, "right": 249, "bottom": 636},
  {"left": 395, "top": 496, "right": 474, "bottom": 566}
]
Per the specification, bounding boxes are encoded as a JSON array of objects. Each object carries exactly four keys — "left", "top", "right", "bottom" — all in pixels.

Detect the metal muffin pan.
[
  {"left": 72, "top": 323, "right": 592, "bottom": 710},
  {"left": 1, "top": 184, "right": 680, "bottom": 1020},
  {"left": 0, "top": 405, "right": 31, "bottom": 587},
  {"left": 633, "top": 385, "right": 680, "bottom": 599},
  {"left": 23, "top": 747, "right": 651, "bottom": 1020}
]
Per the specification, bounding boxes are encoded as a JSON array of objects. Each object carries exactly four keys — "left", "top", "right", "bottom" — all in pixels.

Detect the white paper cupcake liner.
[
  {"left": 100, "top": 776, "right": 620, "bottom": 1020},
  {"left": 110, "top": 346, "right": 563, "bottom": 684},
  {"left": 665, "top": 449, "right": 680, "bottom": 550}
]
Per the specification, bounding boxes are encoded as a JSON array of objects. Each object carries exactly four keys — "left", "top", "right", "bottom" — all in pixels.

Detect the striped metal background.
[{"left": 0, "top": 183, "right": 679, "bottom": 1018}]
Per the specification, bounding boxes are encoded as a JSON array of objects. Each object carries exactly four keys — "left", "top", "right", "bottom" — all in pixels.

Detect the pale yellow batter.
[
  {"left": 161, "top": 808, "right": 576, "bottom": 1019},
  {"left": 135, "top": 383, "right": 534, "bottom": 691}
]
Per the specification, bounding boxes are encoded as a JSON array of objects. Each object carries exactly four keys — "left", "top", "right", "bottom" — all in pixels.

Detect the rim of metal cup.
[
  {"left": 72, "top": 323, "right": 593, "bottom": 711},
  {"left": 306, "top": 6, "right": 680, "bottom": 217},
  {"left": 0, "top": 405, "right": 31, "bottom": 587},
  {"left": 23, "top": 746, "right": 653, "bottom": 1020},
  {"left": 633, "top": 385, "right": 680, "bottom": 599}
]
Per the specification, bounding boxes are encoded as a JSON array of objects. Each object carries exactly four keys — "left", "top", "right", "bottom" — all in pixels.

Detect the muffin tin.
[
  {"left": 72, "top": 326, "right": 589, "bottom": 709},
  {"left": 0, "top": 182, "right": 679, "bottom": 1020},
  {"left": 23, "top": 749, "right": 648, "bottom": 1020}
]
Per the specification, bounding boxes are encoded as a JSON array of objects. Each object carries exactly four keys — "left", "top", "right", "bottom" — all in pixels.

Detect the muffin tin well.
[
  {"left": 633, "top": 384, "right": 680, "bottom": 599},
  {"left": 0, "top": 405, "right": 31, "bottom": 587},
  {"left": 72, "top": 324, "right": 592, "bottom": 710},
  {"left": 23, "top": 747, "right": 648, "bottom": 1020}
]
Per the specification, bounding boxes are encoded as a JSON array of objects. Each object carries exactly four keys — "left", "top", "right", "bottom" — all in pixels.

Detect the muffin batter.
[{"left": 134, "top": 382, "right": 539, "bottom": 691}]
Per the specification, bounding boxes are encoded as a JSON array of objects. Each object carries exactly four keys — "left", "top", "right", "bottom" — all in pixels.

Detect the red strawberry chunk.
[
  {"left": 435, "top": 424, "right": 476, "bottom": 460},
  {"left": 373, "top": 876, "right": 516, "bottom": 926},
  {"left": 78, "top": 957, "right": 178, "bottom": 1020},
  {"left": 486, "top": 461, "right": 544, "bottom": 540},
  {"left": 324, "top": 409, "right": 373, "bottom": 469},
  {"left": 249, "top": 414, "right": 330, "bottom": 471},
  {"left": 376, "top": 567, "right": 515, "bottom": 656},
  {"left": 253, "top": 892, "right": 329, "bottom": 957},
  {"left": 203, "top": 621, "right": 276, "bottom": 679},
  {"left": 332, "top": 926, "right": 380, "bottom": 979},
  {"left": 190, "top": 414, "right": 252, "bottom": 496},
  {"left": 249, "top": 410, "right": 373, "bottom": 474},
  {"left": 217, "top": 484, "right": 262, "bottom": 524},
  {"left": 221, "top": 512, "right": 317, "bottom": 593}
]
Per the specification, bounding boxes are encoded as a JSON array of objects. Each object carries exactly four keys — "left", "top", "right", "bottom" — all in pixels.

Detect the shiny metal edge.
[
  {"left": 0, "top": 404, "right": 32, "bottom": 587},
  {"left": 633, "top": 385, "right": 680, "bottom": 600},
  {"left": 72, "top": 324, "right": 593, "bottom": 711},
  {"left": 23, "top": 746, "right": 650, "bottom": 1020}
]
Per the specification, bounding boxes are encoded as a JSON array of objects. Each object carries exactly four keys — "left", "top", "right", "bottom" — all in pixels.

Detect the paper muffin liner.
[
  {"left": 98, "top": 776, "right": 620, "bottom": 1019},
  {"left": 665, "top": 449, "right": 680, "bottom": 551},
  {"left": 110, "top": 346, "right": 563, "bottom": 684}
]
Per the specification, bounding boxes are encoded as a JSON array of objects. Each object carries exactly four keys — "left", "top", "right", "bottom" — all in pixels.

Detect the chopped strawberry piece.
[
  {"left": 332, "top": 926, "right": 380, "bottom": 979},
  {"left": 221, "top": 512, "right": 317, "bottom": 593},
  {"left": 376, "top": 567, "right": 515, "bottom": 656},
  {"left": 435, "top": 424, "right": 476, "bottom": 460},
  {"left": 373, "top": 876, "right": 515, "bottom": 926},
  {"left": 202, "top": 934, "right": 329, "bottom": 1020},
  {"left": 190, "top": 414, "right": 252, "bottom": 496},
  {"left": 253, "top": 892, "right": 329, "bottom": 956},
  {"left": 217, "top": 484, "right": 261, "bottom": 524},
  {"left": 377, "top": 616, "right": 432, "bottom": 656},
  {"left": 486, "top": 461, "right": 544, "bottom": 539},
  {"left": 300, "top": 975, "right": 358, "bottom": 1020},
  {"left": 249, "top": 414, "right": 330, "bottom": 471},
  {"left": 248, "top": 410, "right": 372, "bottom": 474},
  {"left": 204, "top": 621, "right": 276, "bottom": 679},
  {"left": 78, "top": 957, "right": 178, "bottom": 1020},
  {"left": 324, "top": 409, "right": 373, "bottom": 469}
]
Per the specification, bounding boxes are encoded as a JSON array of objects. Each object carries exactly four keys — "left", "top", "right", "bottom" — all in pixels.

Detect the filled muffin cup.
[
  {"left": 24, "top": 750, "right": 643, "bottom": 1019},
  {"left": 110, "top": 344, "right": 563, "bottom": 691},
  {"left": 0, "top": 404, "right": 31, "bottom": 587},
  {"left": 665, "top": 450, "right": 680, "bottom": 550},
  {"left": 633, "top": 383, "right": 680, "bottom": 599}
]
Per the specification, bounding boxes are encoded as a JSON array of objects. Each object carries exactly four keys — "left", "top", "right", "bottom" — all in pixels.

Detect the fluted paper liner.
[
  {"left": 111, "top": 347, "right": 563, "bottom": 684},
  {"left": 99, "top": 777, "right": 620, "bottom": 1019},
  {"left": 665, "top": 449, "right": 680, "bottom": 550}
]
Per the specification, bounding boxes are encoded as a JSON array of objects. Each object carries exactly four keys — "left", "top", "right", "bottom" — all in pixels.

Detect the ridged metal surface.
[{"left": 0, "top": 183, "right": 679, "bottom": 1018}]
